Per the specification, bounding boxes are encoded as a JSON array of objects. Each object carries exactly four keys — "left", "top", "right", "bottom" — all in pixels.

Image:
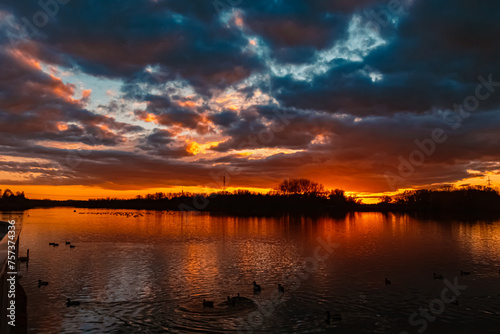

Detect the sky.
[{"left": 0, "top": 0, "right": 499, "bottom": 202}]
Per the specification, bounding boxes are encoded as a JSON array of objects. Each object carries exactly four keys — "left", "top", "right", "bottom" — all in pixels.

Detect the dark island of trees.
[{"left": 1, "top": 179, "right": 500, "bottom": 218}]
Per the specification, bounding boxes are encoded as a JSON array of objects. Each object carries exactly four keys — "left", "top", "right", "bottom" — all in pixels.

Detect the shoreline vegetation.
[{"left": 1, "top": 179, "right": 499, "bottom": 218}]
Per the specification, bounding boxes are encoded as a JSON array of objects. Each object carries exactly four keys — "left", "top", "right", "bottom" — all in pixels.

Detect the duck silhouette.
[
  {"left": 203, "top": 299, "right": 214, "bottom": 308},
  {"left": 19, "top": 249, "right": 29, "bottom": 263},
  {"left": 220, "top": 296, "right": 231, "bottom": 306},
  {"left": 222, "top": 295, "right": 239, "bottom": 307},
  {"left": 326, "top": 311, "right": 342, "bottom": 323},
  {"left": 66, "top": 299, "right": 80, "bottom": 307},
  {"left": 433, "top": 273, "right": 443, "bottom": 280}
]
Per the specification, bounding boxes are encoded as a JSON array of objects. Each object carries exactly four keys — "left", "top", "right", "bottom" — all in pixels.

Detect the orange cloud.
[
  {"left": 8, "top": 48, "right": 41, "bottom": 70},
  {"left": 186, "top": 141, "right": 202, "bottom": 155},
  {"left": 185, "top": 140, "right": 225, "bottom": 156},
  {"left": 137, "top": 112, "right": 159, "bottom": 123},
  {"left": 233, "top": 11, "right": 244, "bottom": 28},
  {"left": 178, "top": 100, "right": 197, "bottom": 108},
  {"left": 81, "top": 89, "right": 92, "bottom": 102}
]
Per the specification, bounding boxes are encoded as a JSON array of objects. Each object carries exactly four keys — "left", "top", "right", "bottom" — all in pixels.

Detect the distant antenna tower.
[
  {"left": 487, "top": 176, "right": 492, "bottom": 188},
  {"left": 223, "top": 173, "right": 226, "bottom": 192}
]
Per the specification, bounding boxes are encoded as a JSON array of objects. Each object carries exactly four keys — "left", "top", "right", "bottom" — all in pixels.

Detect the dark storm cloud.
[
  {"left": 274, "top": 0, "right": 500, "bottom": 117},
  {"left": 209, "top": 110, "right": 240, "bottom": 127},
  {"left": 0, "top": 0, "right": 263, "bottom": 92},
  {"left": 136, "top": 128, "right": 192, "bottom": 158},
  {"left": 133, "top": 103, "right": 208, "bottom": 136},
  {"left": 211, "top": 106, "right": 332, "bottom": 152},
  {"left": 239, "top": 0, "right": 395, "bottom": 63},
  {"left": 144, "top": 128, "right": 175, "bottom": 147}
]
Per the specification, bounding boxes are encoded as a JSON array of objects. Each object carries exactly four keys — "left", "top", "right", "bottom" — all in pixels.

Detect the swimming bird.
[
  {"left": 38, "top": 280, "right": 48, "bottom": 287},
  {"left": 385, "top": 278, "right": 391, "bottom": 285},
  {"left": 253, "top": 281, "right": 261, "bottom": 292},
  {"left": 49, "top": 243, "right": 54, "bottom": 246},
  {"left": 433, "top": 273, "right": 443, "bottom": 280},
  {"left": 460, "top": 270, "right": 471, "bottom": 276},
  {"left": 69, "top": 245, "right": 76, "bottom": 248},
  {"left": 278, "top": 284, "right": 285, "bottom": 293},
  {"left": 226, "top": 293, "right": 240, "bottom": 306},
  {"left": 203, "top": 299, "right": 214, "bottom": 308},
  {"left": 326, "top": 311, "right": 342, "bottom": 324},
  {"left": 18, "top": 249, "right": 29, "bottom": 263},
  {"left": 66, "top": 299, "right": 80, "bottom": 307},
  {"left": 53, "top": 243, "right": 59, "bottom": 247},
  {"left": 219, "top": 296, "right": 233, "bottom": 307},
  {"left": 227, "top": 296, "right": 239, "bottom": 306},
  {"left": 65, "top": 241, "right": 71, "bottom": 245}
]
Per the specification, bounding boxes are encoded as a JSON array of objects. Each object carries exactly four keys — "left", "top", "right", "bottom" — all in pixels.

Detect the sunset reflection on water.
[{"left": 3, "top": 208, "right": 499, "bottom": 333}]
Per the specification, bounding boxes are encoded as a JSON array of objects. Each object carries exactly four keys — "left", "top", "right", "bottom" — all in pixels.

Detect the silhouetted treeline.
[
  {"left": 2, "top": 181, "right": 500, "bottom": 217},
  {"left": 372, "top": 186, "right": 500, "bottom": 215},
  {"left": 0, "top": 189, "right": 33, "bottom": 211},
  {"left": 77, "top": 188, "right": 358, "bottom": 216}
]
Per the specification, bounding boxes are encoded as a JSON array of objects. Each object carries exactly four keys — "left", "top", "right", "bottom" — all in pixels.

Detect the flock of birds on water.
[{"left": 76, "top": 210, "right": 175, "bottom": 218}]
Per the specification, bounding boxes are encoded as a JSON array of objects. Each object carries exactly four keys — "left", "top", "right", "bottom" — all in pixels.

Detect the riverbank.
[{"left": 2, "top": 188, "right": 500, "bottom": 219}]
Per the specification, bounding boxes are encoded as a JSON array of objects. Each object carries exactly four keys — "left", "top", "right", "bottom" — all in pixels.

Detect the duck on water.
[{"left": 253, "top": 281, "right": 261, "bottom": 293}]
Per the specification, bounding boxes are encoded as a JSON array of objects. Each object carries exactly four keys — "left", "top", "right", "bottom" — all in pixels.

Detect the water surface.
[{"left": 3, "top": 208, "right": 500, "bottom": 333}]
